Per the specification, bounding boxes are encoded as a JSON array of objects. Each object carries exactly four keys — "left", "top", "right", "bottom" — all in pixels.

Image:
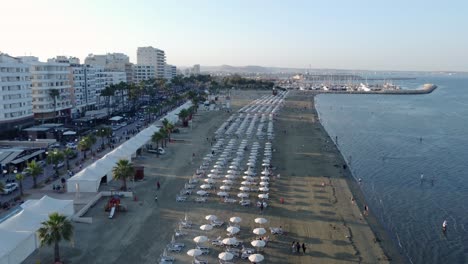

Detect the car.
[
  {"left": 66, "top": 143, "right": 77, "bottom": 149},
  {"left": 53, "top": 161, "right": 65, "bottom": 169},
  {"left": 2, "top": 183, "right": 18, "bottom": 195},
  {"left": 148, "top": 147, "right": 165, "bottom": 155},
  {"left": 21, "top": 168, "right": 30, "bottom": 176}
]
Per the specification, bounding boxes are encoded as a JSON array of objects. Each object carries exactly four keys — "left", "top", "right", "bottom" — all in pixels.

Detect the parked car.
[
  {"left": 147, "top": 147, "right": 165, "bottom": 155},
  {"left": 66, "top": 142, "right": 77, "bottom": 149},
  {"left": 53, "top": 161, "right": 65, "bottom": 169},
  {"left": 1, "top": 183, "right": 18, "bottom": 195}
]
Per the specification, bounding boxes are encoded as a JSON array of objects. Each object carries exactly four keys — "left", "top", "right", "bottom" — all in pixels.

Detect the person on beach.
[
  {"left": 302, "top": 243, "right": 306, "bottom": 254},
  {"left": 364, "top": 205, "right": 369, "bottom": 216},
  {"left": 442, "top": 220, "right": 448, "bottom": 232},
  {"left": 296, "top": 242, "right": 301, "bottom": 254},
  {"left": 291, "top": 241, "right": 296, "bottom": 253},
  {"left": 260, "top": 202, "right": 264, "bottom": 213},
  {"left": 154, "top": 195, "right": 158, "bottom": 201},
  {"left": 157, "top": 181, "right": 160, "bottom": 190}
]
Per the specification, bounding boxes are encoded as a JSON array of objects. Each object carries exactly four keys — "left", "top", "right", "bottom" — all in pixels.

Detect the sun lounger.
[
  {"left": 185, "top": 183, "right": 195, "bottom": 189},
  {"left": 176, "top": 196, "right": 187, "bottom": 202},
  {"left": 189, "top": 178, "right": 199, "bottom": 184},
  {"left": 180, "top": 221, "right": 192, "bottom": 229},
  {"left": 159, "top": 259, "right": 174, "bottom": 264},
  {"left": 192, "top": 258, "right": 208, "bottom": 264},
  {"left": 160, "top": 255, "right": 175, "bottom": 262},
  {"left": 224, "top": 198, "right": 237, "bottom": 204},
  {"left": 197, "top": 246, "right": 210, "bottom": 255},
  {"left": 195, "top": 197, "right": 207, "bottom": 203},
  {"left": 166, "top": 244, "right": 182, "bottom": 253},
  {"left": 180, "top": 189, "right": 192, "bottom": 195},
  {"left": 175, "top": 229, "right": 187, "bottom": 237},
  {"left": 211, "top": 219, "right": 224, "bottom": 227},
  {"left": 240, "top": 200, "right": 251, "bottom": 206},
  {"left": 211, "top": 238, "right": 223, "bottom": 247},
  {"left": 170, "top": 242, "right": 185, "bottom": 248},
  {"left": 270, "top": 227, "right": 283, "bottom": 235}
]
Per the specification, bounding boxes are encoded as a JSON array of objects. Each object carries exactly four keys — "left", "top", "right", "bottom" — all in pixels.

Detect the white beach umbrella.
[
  {"left": 225, "top": 175, "right": 236, "bottom": 180},
  {"left": 211, "top": 169, "right": 221, "bottom": 173},
  {"left": 237, "top": 192, "right": 249, "bottom": 198},
  {"left": 187, "top": 249, "right": 203, "bottom": 257},
  {"left": 227, "top": 170, "right": 238, "bottom": 174},
  {"left": 259, "top": 181, "right": 269, "bottom": 186},
  {"left": 259, "top": 187, "right": 269, "bottom": 192},
  {"left": 260, "top": 176, "right": 269, "bottom": 181},
  {"left": 200, "top": 224, "right": 213, "bottom": 231},
  {"left": 248, "top": 253, "right": 264, "bottom": 263},
  {"left": 246, "top": 162, "right": 255, "bottom": 166},
  {"left": 226, "top": 226, "right": 240, "bottom": 234},
  {"left": 261, "top": 171, "right": 270, "bottom": 175},
  {"left": 205, "top": 215, "right": 218, "bottom": 221},
  {"left": 196, "top": 190, "right": 207, "bottom": 196},
  {"left": 243, "top": 176, "right": 255, "bottom": 181},
  {"left": 222, "top": 237, "right": 237, "bottom": 246},
  {"left": 220, "top": 185, "right": 231, "bottom": 190},
  {"left": 218, "top": 252, "right": 234, "bottom": 261},
  {"left": 207, "top": 173, "right": 217, "bottom": 178},
  {"left": 258, "top": 193, "right": 269, "bottom": 199},
  {"left": 229, "top": 216, "right": 242, "bottom": 223},
  {"left": 204, "top": 178, "right": 215, "bottom": 184},
  {"left": 217, "top": 191, "right": 228, "bottom": 197},
  {"left": 253, "top": 228, "right": 266, "bottom": 235},
  {"left": 261, "top": 163, "right": 270, "bottom": 167},
  {"left": 241, "top": 181, "right": 253, "bottom": 185},
  {"left": 193, "top": 236, "right": 208, "bottom": 244},
  {"left": 229, "top": 165, "right": 238, "bottom": 169},
  {"left": 239, "top": 186, "right": 250, "bottom": 191},
  {"left": 215, "top": 160, "right": 225, "bottom": 164},
  {"left": 262, "top": 159, "right": 270, "bottom": 163},
  {"left": 251, "top": 240, "right": 266, "bottom": 248},
  {"left": 222, "top": 179, "right": 233, "bottom": 184},
  {"left": 200, "top": 184, "right": 212, "bottom": 189},
  {"left": 254, "top": 218, "right": 268, "bottom": 224}
]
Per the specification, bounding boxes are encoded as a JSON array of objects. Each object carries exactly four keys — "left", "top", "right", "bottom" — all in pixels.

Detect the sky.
[{"left": 1, "top": 0, "right": 467, "bottom": 71}]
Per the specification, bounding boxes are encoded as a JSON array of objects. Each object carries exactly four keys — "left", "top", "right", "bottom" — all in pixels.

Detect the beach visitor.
[
  {"left": 296, "top": 242, "right": 301, "bottom": 253},
  {"left": 154, "top": 195, "right": 158, "bottom": 201},
  {"left": 291, "top": 241, "right": 296, "bottom": 253},
  {"left": 157, "top": 181, "right": 160, "bottom": 190},
  {"left": 302, "top": 243, "right": 306, "bottom": 254},
  {"left": 442, "top": 220, "right": 448, "bottom": 232},
  {"left": 364, "top": 205, "right": 369, "bottom": 216}
]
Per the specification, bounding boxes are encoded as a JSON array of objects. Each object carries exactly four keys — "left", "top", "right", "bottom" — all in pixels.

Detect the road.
[{"left": 0, "top": 103, "right": 183, "bottom": 206}]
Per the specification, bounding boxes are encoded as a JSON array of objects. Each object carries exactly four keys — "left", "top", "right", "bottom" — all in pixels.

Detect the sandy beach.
[{"left": 24, "top": 90, "right": 396, "bottom": 264}]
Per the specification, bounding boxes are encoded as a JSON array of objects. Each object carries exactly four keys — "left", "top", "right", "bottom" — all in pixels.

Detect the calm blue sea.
[{"left": 315, "top": 75, "right": 468, "bottom": 264}]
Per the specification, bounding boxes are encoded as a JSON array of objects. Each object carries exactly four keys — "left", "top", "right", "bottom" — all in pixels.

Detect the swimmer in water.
[{"left": 442, "top": 220, "right": 448, "bottom": 232}]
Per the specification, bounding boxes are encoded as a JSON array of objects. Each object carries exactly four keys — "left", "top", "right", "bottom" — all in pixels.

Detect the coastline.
[{"left": 312, "top": 92, "right": 408, "bottom": 263}]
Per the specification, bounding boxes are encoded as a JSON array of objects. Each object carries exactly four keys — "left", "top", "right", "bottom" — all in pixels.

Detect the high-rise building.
[
  {"left": 84, "top": 53, "right": 130, "bottom": 73},
  {"left": 0, "top": 53, "right": 34, "bottom": 132},
  {"left": 19, "top": 56, "right": 72, "bottom": 121},
  {"left": 137, "top": 46, "right": 166, "bottom": 79},
  {"left": 164, "top": 64, "right": 177, "bottom": 80},
  {"left": 133, "top": 65, "right": 155, "bottom": 83},
  {"left": 192, "top": 64, "right": 201, "bottom": 75}
]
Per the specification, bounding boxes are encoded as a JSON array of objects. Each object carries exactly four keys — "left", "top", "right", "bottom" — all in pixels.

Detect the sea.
[{"left": 315, "top": 75, "right": 468, "bottom": 264}]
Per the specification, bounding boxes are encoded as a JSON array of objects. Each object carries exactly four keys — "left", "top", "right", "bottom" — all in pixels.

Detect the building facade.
[
  {"left": 84, "top": 53, "right": 130, "bottom": 73},
  {"left": 133, "top": 65, "right": 155, "bottom": 83},
  {"left": 164, "top": 64, "right": 177, "bottom": 80},
  {"left": 19, "top": 56, "right": 72, "bottom": 121},
  {"left": 137, "top": 46, "right": 166, "bottom": 79},
  {"left": 0, "top": 53, "right": 34, "bottom": 132},
  {"left": 192, "top": 64, "right": 201, "bottom": 75}
]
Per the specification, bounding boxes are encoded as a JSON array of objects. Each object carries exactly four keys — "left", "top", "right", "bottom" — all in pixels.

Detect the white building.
[
  {"left": 0, "top": 53, "right": 34, "bottom": 132},
  {"left": 164, "top": 64, "right": 177, "bottom": 80},
  {"left": 19, "top": 56, "right": 72, "bottom": 121},
  {"left": 133, "top": 65, "right": 155, "bottom": 83},
  {"left": 192, "top": 64, "right": 201, "bottom": 75},
  {"left": 84, "top": 53, "right": 130, "bottom": 73},
  {"left": 137, "top": 46, "right": 166, "bottom": 79}
]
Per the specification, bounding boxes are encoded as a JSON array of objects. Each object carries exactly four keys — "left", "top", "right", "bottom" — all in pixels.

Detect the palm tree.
[
  {"left": 63, "top": 148, "right": 75, "bottom": 170},
  {"left": 151, "top": 132, "right": 165, "bottom": 157},
  {"left": 158, "top": 128, "right": 168, "bottom": 148},
  {"left": 47, "top": 149, "right": 65, "bottom": 177},
  {"left": 26, "top": 160, "right": 43, "bottom": 188},
  {"left": 38, "top": 212, "right": 73, "bottom": 263},
  {"left": 49, "top": 89, "right": 60, "bottom": 122},
  {"left": 95, "top": 126, "right": 112, "bottom": 148},
  {"left": 112, "top": 159, "right": 134, "bottom": 191},
  {"left": 100, "top": 85, "right": 116, "bottom": 117},
  {"left": 78, "top": 136, "right": 92, "bottom": 159},
  {"left": 15, "top": 173, "right": 24, "bottom": 196},
  {"left": 178, "top": 109, "right": 190, "bottom": 127}
]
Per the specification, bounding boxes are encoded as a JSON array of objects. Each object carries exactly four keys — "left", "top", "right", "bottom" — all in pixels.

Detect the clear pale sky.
[{"left": 1, "top": 0, "right": 467, "bottom": 71}]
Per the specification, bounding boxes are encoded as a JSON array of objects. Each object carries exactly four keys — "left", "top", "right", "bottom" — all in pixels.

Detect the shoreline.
[{"left": 312, "top": 92, "right": 408, "bottom": 263}]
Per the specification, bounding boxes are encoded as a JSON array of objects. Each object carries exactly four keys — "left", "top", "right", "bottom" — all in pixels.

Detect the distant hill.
[{"left": 201, "top": 65, "right": 307, "bottom": 74}]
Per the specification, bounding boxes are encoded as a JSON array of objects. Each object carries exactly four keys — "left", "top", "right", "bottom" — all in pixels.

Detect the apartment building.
[
  {"left": 137, "top": 46, "right": 166, "bottom": 78},
  {"left": 133, "top": 65, "right": 155, "bottom": 83}
]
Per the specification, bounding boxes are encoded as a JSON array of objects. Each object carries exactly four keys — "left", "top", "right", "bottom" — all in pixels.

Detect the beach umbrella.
[
  {"left": 205, "top": 215, "right": 218, "bottom": 221},
  {"left": 187, "top": 249, "right": 203, "bottom": 257},
  {"left": 251, "top": 240, "right": 266, "bottom": 248},
  {"left": 217, "top": 191, "right": 228, "bottom": 197},
  {"left": 246, "top": 162, "right": 255, "bottom": 166},
  {"left": 237, "top": 193, "right": 249, "bottom": 198},
  {"left": 259, "top": 181, "right": 269, "bottom": 186},
  {"left": 241, "top": 181, "right": 253, "bottom": 185},
  {"left": 232, "top": 157, "right": 242, "bottom": 161},
  {"left": 262, "top": 159, "right": 270, "bottom": 163},
  {"left": 260, "top": 176, "right": 269, "bottom": 181},
  {"left": 229, "top": 216, "right": 242, "bottom": 223},
  {"left": 207, "top": 174, "right": 217, "bottom": 178},
  {"left": 258, "top": 193, "right": 269, "bottom": 199},
  {"left": 227, "top": 170, "right": 238, "bottom": 174},
  {"left": 229, "top": 165, "right": 238, "bottom": 169},
  {"left": 253, "top": 228, "right": 266, "bottom": 235},
  {"left": 239, "top": 186, "right": 250, "bottom": 191},
  {"left": 203, "top": 157, "right": 211, "bottom": 161},
  {"left": 243, "top": 176, "right": 255, "bottom": 181},
  {"left": 200, "top": 184, "right": 211, "bottom": 189},
  {"left": 196, "top": 190, "right": 207, "bottom": 196},
  {"left": 185, "top": 213, "right": 189, "bottom": 222},
  {"left": 226, "top": 226, "right": 240, "bottom": 234},
  {"left": 211, "top": 169, "right": 221, "bottom": 173},
  {"left": 225, "top": 175, "right": 236, "bottom": 180},
  {"left": 215, "top": 160, "right": 224, "bottom": 164},
  {"left": 222, "top": 237, "right": 237, "bottom": 246},
  {"left": 248, "top": 253, "right": 264, "bottom": 263},
  {"left": 204, "top": 178, "right": 215, "bottom": 184},
  {"left": 171, "top": 235, "right": 176, "bottom": 244},
  {"left": 261, "top": 171, "right": 270, "bottom": 175},
  {"left": 218, "top": 252, "right": 234, "bottom": 261},
  {"left": 162, "top": 248, "right": 168, "bottom": 257},
  {"left": 193, "top": 236, "right": 208, "bottom": 244},
  {"left": 220, "top": 185, "right": 231, "bottom": 190},
  {"left": 213, "top": 165, "right": 223, "bottom": 169},
  {"left": 261, "top": 163, "right": 270, "bottom": 167},
  {"left": 254, "top": 218, "right": 268, "bottom": 224},
  {"left": 259, "top": 187, "right": 269, "bottom": 192},
  {"left": 200, "top": 224, "right": 213, "bottom": 231},
  {"left": 222, "top": 179, "right": 233, "bottom": 184}
]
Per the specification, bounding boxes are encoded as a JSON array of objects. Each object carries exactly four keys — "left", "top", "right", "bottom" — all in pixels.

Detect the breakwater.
[{"left": 306, "top": 83, "right": 437, "bottom": 95}]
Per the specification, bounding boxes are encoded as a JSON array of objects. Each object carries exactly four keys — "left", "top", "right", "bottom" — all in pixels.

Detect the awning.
[
  {"left": 63, "top": 131, "right": 76, "bottom": 136},
  {"left": 109, "top": 116, "right": 123, "bottom": 121},
  {"left": 10, "top": 150, "right": 45, "bottom": 165}
]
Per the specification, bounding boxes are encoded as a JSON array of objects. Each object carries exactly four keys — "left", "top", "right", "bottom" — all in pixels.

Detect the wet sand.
[{"left": 24, "top": 90, "right": 398, "bottom": 264}]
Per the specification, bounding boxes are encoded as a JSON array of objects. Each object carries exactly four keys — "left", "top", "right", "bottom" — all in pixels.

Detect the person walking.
[
  {"left": 291, "top": 241, "right": 296, "bottom": 253},
  {"left": 302, "top": 243, "right": 306, "bottom": 254},
  {"left": 296, "top": 242, "right": 301, "bottom": 254},
  {"left": 260, "top": 202, "right": 264, "bottom": 214},
  {"left": 154, "top": 195, "right": 158, "bottom": 201},
  {"left": 157, "top": 181, "right": 160, "bottom": 190}
]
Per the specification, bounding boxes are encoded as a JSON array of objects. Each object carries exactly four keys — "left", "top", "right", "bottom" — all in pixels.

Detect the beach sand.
[{"left": 24, "top": 90, "right": 396, "bottom": 264}]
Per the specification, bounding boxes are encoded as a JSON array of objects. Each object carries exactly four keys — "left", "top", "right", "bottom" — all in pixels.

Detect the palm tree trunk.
[
  {"left": 54, "top": 241, "right": 60, "bottom": 262},
  {"left": 123, "top": 178, "right": 127, "bottom": 190},
  {"left": 33, "top": 176, "right": 37, "bottom": 189},
  {"left": 19, "top": 181, "right": 23, "bottom": 196},
  {"left": 66, "top": 158, "right": 70, "bottom": 170}
]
